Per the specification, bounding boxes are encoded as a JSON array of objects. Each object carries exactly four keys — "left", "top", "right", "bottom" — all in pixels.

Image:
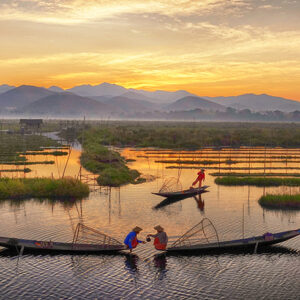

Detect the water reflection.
[
  {"left": 125, "top": 253, "right": 139, "bottom": 273},
  {"left": 0, "top": 146, "right": 299, "bottom": 299},
  {"left": 154, "top": 191, "right": 208, "bottom": 210}
]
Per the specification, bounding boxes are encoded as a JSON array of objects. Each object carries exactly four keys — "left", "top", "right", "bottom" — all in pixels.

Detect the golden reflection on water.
[{"left": 0, "top": 147, "right": 299, "bottom": 250}]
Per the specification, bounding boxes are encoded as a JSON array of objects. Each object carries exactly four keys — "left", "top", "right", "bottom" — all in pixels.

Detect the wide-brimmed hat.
[
  {"left": 154, "top": 225, "right": 164, "bottom": 231},
  {"left": 132, "top": 226, "right": 143, "bottom": 232}
]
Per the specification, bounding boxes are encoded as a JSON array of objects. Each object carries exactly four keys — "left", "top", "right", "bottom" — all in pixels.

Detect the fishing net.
[
  {"left": 159, "top": 177, "right": 182, "bottom": 193},
  {"left": 72, "top": 223, "right": 123, "bottom": 247},
  {"left": 170, "top": 218, "right": 219, "bottom": 248}
]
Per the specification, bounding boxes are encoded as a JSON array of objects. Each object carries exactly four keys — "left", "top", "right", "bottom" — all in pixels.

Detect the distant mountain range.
[
  {"left": 204, "top": 94, "right": 300, "bottom": 112},
  {"left": 0, "top": 83, "right": 299, "bottom": 119}
]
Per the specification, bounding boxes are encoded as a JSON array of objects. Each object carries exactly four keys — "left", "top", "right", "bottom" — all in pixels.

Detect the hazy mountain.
[
  {"left": 106, "top": 96, "right": 157, "bottom": 113},
  {"left": 166, "top": 96, "right": 226, "bottom": 112},
  {"left": 0, "top": 85, "right": 55, "bottom": 110},
  {"left": 48, "top": 86, "right": 64, "bottom": 92},
  {"left": 120, "top": 91, "right": 158, "bottom": 103},
  {"left": 89, "top": 95, "right": 113, "bottom": 103},
  {"left": 205, "top": 94, "right": 300, "bottom": 112},
  {"left": 131, "top": 89, "right": 197, "bottom": 104},
  {"left": 21, "top": 92, "right": 114, "bottom": 116},
  {"left": 0, "top": 84, "right": 15, "bottom": 94},
  {"left": 67, "top": 82, "right": 127, "bottom": 97}
]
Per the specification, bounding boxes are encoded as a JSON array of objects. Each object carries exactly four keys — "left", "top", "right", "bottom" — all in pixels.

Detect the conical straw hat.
[
  {"left": 132, "top": 226, "right": 143, "bottom": 232},
  {"left": 154, "top": 225, "right": 164, "bottom": 231}
]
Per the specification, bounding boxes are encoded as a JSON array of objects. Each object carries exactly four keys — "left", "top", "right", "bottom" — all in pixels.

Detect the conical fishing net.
[
  {"left": 159, "top": 177, "right": 182, "bottom": 193},
  {"left": 72, "top": 223, "right": 123, "bottom": 248},
  {"left": 170, "top": 218, "right": 219, "bottom": 248}
]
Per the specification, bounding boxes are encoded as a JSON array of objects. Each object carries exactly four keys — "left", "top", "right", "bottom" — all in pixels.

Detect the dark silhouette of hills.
[
  {"left": 0, "top": 82, "right": 300, "bottom": 120},
  {"left": 21, "top": 92, "right": 114, "bottom": 116},
  {"left": 0, "top": 85, "right": 55, "bottom": 110},
  {"left": 165, "top": 96, "right": 226, "bottom": 111}
]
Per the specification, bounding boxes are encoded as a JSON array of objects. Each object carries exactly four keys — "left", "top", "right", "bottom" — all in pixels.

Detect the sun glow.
[{"left": 0, "top": 0, "right": 299, "bottom": 99}]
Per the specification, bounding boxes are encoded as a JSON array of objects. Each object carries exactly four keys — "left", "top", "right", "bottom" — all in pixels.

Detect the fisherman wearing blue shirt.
[{"left": 124, "top": 226, "right": 145, "bottom": 252}]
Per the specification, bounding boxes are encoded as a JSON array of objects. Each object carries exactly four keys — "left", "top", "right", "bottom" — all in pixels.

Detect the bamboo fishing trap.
[{"left": 169, "top": 218, "right": 219, "bottom": 249}]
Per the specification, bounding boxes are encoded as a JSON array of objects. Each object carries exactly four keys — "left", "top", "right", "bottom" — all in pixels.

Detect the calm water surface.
[{"left": 0, "top": 147, "right": 299, "bottom": 299}]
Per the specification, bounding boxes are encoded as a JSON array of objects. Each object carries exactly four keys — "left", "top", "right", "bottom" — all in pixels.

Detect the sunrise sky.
[{"left": 0, "top": 0, "right": 300, "bottom": 99}]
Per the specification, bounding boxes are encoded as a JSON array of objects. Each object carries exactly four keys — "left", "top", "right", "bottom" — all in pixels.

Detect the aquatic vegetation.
[
  {"left": 215, "top": 177, "right": 300, "bottom": 186},
  {"left": 0, "top": 168, "right": 31, "bottom": 173},
  {"left": 210, "top": 172, "right": 300, "bottom": 177},
  {"left": 0, "top": 177, "right": 89, "bottom": 200},
  {"left": 20, "top": 151, "right": 68, "bottom": 156},
  {"left": 79, "top": 130, "right": 142, "bottom": 187},
  {"left": 154, "top": 159, "right": 237, "bottom": 165},
  {"left": 259, "top": 194, "right": 300, "bottom": 209},
  {"left": 1, "top": 161, "right": 54, "bottom": 165},
  {"left": 65, "top": 121, "right": 300, "bottom": 148}
]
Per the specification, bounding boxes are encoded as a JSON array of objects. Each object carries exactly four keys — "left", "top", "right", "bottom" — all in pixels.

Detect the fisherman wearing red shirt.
[
  {"left": 192, "top": 169, "right": 205, "bottom": 188},
  {"left": 147, "top": 225, "right": 168, "bottom": 250}
]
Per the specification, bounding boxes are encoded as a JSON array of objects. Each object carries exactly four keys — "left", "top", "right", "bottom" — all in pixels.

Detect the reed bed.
[
  {"left": 79, "top": 130, "right": 142, "bottom": 187},
  {"left": 259, "top": 194, "right": 300, "bottom": 209},
  {"left": 210, "top": 172, "right": 300, "bottom": 177},
  {"left": 215, "top": 177, "right": 300, "bottom": 186},
  {"left": 0, "top": 177, "right": 89, "bottom": 200}
]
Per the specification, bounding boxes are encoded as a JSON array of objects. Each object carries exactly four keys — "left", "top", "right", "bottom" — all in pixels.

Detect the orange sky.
[{"left": 0, "top": 0, "right": 300, "bottom": 100}]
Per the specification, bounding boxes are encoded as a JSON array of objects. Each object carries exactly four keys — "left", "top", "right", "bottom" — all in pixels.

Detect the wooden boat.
[
  {"left": 166, "top": 229, "right": 300, "bottom": 254},
  {"left": 0, "top": 223, "right": 126, "bottom": 254},
  {"left": 0, "top": 236, "right": 126, "bottom": 254},
  {"left": 152, "top": 185, "right": 209, "bottom": 198}
]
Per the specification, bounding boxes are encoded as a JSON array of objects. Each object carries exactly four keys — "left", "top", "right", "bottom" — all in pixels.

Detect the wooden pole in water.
[
  {"left": 62, "top": 146, "right": 72, "bottom": 178},
  {"left": 242, "top": 203, "right": 245, "bottom": 239}
]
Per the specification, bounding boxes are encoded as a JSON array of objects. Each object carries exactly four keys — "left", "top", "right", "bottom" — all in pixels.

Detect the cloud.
[{"left": 0, "top": 0, "right": 252, "bottom": 24}]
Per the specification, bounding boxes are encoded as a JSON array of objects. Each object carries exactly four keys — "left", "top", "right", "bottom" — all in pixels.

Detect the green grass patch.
[
  {"left": 0, "top": 168, "right": 31, "bottom": 173},
  {"left": 215, "top": 176, "right": 300, "bottom": 186},
  {"left": 210, "top": 172, "right": 300, "bottom": 177},
  {"left": 259, "top": 194, "right": 300, "bottom": 209},
  {"left": 0, "top": 177, "right": 89, "bottom": 200},
  {"left": 79, "top": 130, "right": 142, "bottom": 187},
  {"left": 155, "top": 159, "right": 237, "bottom": 165},
  {"left": 1, "top": 161, "right": 54, "bottom": 165}
]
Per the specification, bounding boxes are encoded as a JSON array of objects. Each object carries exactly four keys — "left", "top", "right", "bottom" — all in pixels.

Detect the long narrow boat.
[
  {"left": 0, "top": 236, "right": 126, "bottom": 254},
  {"left": 166, "top": 229, "right": 300, "bottom": 254},
  {"left": 152, "top": 185, "right": 209, "bottom": 198},
  {"left": 0, "top": 223, "right": 126, "bottom": 254}
]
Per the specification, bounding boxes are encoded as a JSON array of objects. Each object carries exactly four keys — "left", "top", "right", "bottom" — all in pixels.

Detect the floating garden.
[
  {"left": 0, "top": 177, "right": 89, "bottom": 200},
  {"left": 259, "top": 194, "right": 300, "bottom": 209}
]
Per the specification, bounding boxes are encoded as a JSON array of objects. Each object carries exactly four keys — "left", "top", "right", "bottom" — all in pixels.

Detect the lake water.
[{"left": 0, "top": 147, "right": 299, "bottom": 299}]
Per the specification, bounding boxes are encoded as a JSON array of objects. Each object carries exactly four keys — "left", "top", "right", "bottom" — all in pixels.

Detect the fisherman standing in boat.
[
  {"left": 124, "top": 226, "right": 145, "bottom": 252},
  {"left": 147, "top": 225, "right": 168, "bottom": 250},
  {"left": 192, "top": 169, "right": 205, "bottom": 188}
]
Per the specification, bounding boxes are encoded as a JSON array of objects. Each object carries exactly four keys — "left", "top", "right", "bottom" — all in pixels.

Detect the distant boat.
[{"left": 152, "top": 185, "right": 209, "bottom": 198}]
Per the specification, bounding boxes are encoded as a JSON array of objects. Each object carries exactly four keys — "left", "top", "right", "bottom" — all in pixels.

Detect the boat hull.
[
  {"left": 0, "top": 236, "right": 126, "bottom": 254},
  {"left": 166, "top": 229, "right": 300, "bottom": 254},
  {"left": 152, "top": 185, "right": 209, "bottom": 198}
]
